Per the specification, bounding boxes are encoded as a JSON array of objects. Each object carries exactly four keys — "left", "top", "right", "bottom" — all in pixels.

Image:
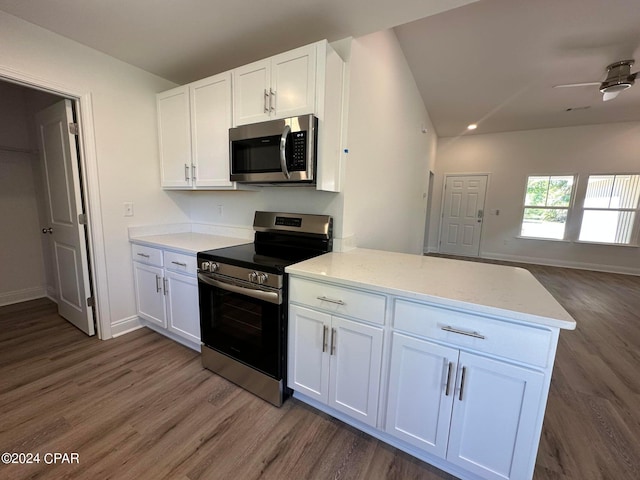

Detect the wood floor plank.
[{"left": 1, "top": 260, "right": 639, "bottom": 479}]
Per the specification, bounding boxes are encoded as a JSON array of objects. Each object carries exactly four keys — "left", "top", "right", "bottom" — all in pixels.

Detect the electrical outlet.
[{"left": 124, "top": 202, "right": 134, "bottom": 217}]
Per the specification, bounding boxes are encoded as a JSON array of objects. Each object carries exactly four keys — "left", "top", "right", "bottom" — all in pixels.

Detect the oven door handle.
[{"left": 198, "top": 273, "right": 282, "bottom": 305}]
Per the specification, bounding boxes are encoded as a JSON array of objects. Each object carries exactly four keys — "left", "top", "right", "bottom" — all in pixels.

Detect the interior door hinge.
[
  {"left": 87, "top": 296, "right": 95, "bottom": 308},
  {"left": 78, "top": 213, "right": 87, "bottom": 225},
  {"left": 69, "top": 122, "right": 79, "bottom": 135}
]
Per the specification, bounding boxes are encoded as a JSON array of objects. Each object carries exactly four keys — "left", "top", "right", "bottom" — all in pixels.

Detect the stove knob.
[
  {"left": 249, "top": 271, "right": 258, "bottom": 282},
  {"left": 210, "top": 262, "right": 219, "bottom": 273},
  {"left": 200, "top": 261, "right": 210, "bottom": 272},
  {"left": 257, "top": 273, "right": 268, "bottom": 284}
]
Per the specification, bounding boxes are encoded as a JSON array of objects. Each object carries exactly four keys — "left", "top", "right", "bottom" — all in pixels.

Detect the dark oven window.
[{"left": 199, "top": 282, "right": 283, "bottom": 379}]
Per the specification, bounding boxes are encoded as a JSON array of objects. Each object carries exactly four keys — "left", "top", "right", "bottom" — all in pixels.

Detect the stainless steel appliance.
[
  {"left": 197, "top": 211, "right": 332, "bottom": 406},
  {"left": 229, "top": 114, "right": 318, "bottom": 184}
]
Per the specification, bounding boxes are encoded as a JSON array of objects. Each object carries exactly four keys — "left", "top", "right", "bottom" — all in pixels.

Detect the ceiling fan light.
[{"left": 599, "top": 82, "right": 632, "bottom": 94}]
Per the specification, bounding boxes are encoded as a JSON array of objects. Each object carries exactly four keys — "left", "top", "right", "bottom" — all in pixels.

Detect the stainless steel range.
[{"left": 197, "top": 211, "right": 332, "bottom": 406}]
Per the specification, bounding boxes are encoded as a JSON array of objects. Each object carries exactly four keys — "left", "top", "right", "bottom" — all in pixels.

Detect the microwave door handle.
[{"left": 279, "top": 124, "right": 291, "bottom": 179}]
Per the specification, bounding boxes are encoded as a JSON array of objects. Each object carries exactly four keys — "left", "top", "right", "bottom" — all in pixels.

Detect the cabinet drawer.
[
  {"left": 164, "top": 251, "right": 197, "bottom": 276},
  {"left": 132, "top": 244, "right": 163, "bottom": 267},
  {"left": 289, "top": 277, "right": 386, "bottom": 325},
  {"left": 393, "top": 299, "right": 553, "bottom": 367}
]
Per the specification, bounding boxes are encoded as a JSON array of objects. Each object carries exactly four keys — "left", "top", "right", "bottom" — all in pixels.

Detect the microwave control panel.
[{"left": 290, "top": 132, "right": 307, "bottom": 171}]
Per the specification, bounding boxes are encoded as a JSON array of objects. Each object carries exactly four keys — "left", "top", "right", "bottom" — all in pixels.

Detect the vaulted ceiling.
[{"left": 2, "top": 0, "right": 639, "bottom": 137}]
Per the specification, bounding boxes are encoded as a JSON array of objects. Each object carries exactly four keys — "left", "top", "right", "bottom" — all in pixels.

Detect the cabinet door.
[
  {"left": 157, "top": 86, "right": 192, "bottom": 188},
  {"left": 271, "top": 44, "right": 316, "bottom": 119},
  {"left": 165, "top": 270, "right": 200, "bottom": 344},
  {"left": 288, "top": 305, "right": 331, "bottom": 403},
  {"left": 385, "top": 333, "right": 457, "bottom": 457},
  {"left": 233, "top": 59, "right": 271, "bottom": 125},
  {"left": 447, "top": 352, "right": 545, "bottom": 480},
  {"left": 133, "top": 262, "right": 166, "bottom": 328},
  {"left": 190, "top": 73, "right": 234, "bottom": 188},
  {"left": 328, "top": 316, "right": 383, "bottom": 427}
]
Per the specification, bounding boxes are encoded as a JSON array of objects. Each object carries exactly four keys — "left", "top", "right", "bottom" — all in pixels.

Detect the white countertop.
[
  {"left": 286, "top": 248, "right": 576, "bottom": 330},
  {"left": 130, "top": 232, "right": 250, "bottom": 254}
]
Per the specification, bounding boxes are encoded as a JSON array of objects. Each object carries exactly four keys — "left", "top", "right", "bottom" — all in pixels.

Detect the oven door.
[{"left": 198, "top": 273, "right": 284, "bottom": 379}]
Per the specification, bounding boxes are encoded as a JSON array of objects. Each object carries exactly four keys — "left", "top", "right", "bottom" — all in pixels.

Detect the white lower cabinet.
[
  {"left": 288, "top": 275, "right": 556, "bottom": 480},
  {"left": 288, "top": 304, "right": 383, "bottom": 427},
  {"left": 132, "top": 243, "right": 200, "bottom": 349},
  {"left": 385, "top": 332, "right": 545, "bottom": 480}
]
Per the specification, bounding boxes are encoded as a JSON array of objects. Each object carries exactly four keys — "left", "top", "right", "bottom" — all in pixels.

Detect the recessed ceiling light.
[{"left": 467, "top": 124, "right": 477, "bottom": 130}]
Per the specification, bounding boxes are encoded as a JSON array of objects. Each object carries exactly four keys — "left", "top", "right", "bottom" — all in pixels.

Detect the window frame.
[
  {"left": 519, "top": 174, "right": 577, "bottom": 241},
  {"left": 577, "top": 173, "right": 640, "bottom": 246}
]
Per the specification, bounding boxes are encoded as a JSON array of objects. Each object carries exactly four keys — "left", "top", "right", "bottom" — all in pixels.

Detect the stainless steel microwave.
[{"left": 229, "top": 114, "right": 318, "bottom": 184}]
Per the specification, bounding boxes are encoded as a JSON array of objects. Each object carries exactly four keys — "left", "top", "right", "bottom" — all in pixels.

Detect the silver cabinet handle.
[
  {"left": 316, "top": 296, "right": 346, "bottom": 306},
  {"left": 264, "top": 89, "right": 269, "bottom": 113},
  {"left": 459, "top": 366, "right": 467, "bottom": 401},
  {"left": 441, "top": 326, "right": 485, "bottom": 339},
  {"left": 269, "top": 88, "right": 276, "bottom": 112},
  {"left": 330, "top": 328, "right": 336, "bottom": 355},
  {"left": 171, "top": 261, "right": 187, "bottom": 267},
  {"left": 184, "top": 163, "right": 190, "bottom": 181},
  {"left": 445, "top": 361, "right": 453, "bottom": 396},
  {"left": 163, "top": 278, "right": 168, "bottom": 295},
  {"left": 279, "top": 124, "right": 291, "bottom": 179},
  {"left": 322, "top": 325, "right": 328, "bottom": 353},
  {"left": 137, "top": 253, "right": 150, "bottom": 258},
  {"left": 155, "top": 275, "right": 161, "bottom": 293},
  {"left": 192, "top": 164, "right": 196, "bottom": 180}
]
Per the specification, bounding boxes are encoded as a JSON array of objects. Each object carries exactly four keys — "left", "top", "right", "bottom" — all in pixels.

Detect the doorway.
[
  {"left": 0, "top": 80, "right": 95, "bottom": 335},
  {"left": 439, "top": 174, "right": 488, "bottom": 257}
]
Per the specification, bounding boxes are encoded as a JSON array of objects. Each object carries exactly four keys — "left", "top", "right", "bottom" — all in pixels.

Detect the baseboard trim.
[
  {"left": 0, "top": 287, "right": 47, "bottom": 307},
  {"left": 481, "top": 252, "right": 640, "bottom": 276},
  {"left": 110, "top": 315, "right": 144, "bottom": 338}
]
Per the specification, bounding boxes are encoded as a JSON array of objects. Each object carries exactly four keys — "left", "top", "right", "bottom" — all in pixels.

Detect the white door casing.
[
  {"left": 36, "top": 99, "right": 94, "bottom": 335},
  {"left": 439, "top": 175, "right": 488, "bottom": 256}
]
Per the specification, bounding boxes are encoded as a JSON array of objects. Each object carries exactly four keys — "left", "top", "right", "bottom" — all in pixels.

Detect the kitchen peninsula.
[{"left": 286, "top": 249, "right": 575, "bottom": 480}]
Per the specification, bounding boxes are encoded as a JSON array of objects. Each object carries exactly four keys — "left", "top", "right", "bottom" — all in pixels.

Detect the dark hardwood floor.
[{"left": 1, "top": 261, "right": 639, "bottom": 479}]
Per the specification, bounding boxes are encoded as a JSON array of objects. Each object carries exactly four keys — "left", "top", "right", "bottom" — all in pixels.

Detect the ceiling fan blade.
[
  {"left": 603, "top": 90, "right": 620, "bottom": 101},
  {"left": 553, "top": 82, "right": 600, "bottom": 88}
]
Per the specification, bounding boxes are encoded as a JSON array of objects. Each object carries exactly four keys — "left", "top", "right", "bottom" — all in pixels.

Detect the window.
[
  {"left": 520, "top": 175, "right": 574, "bottom": 239},
  {"left": 579, "top": 174, "right": 640, "bottom": 244}
]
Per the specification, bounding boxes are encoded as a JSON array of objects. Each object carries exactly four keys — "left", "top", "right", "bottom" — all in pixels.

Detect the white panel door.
[
  {"left": 447, "top": 352, "right": 545, "bottom": 480},
  {"left": 190, "top": 73, "right": 234, "bottom": 188},
  {"left": 288, "top": 305, "right": 331, "bottom": 403},
  {"left": 36, "top": 100, "right": 94, "bottom": 336},
  {"left": 385, "top": 333, "right": 457, "bottom": 457},
  {"left": 328, "top": 316, "right": 383, "bottom": 427},
  {"left": 166, "top": 271, "right": 200, "bottom": 343},
  {"left": 157, "top": 86, "right": 192, "bottom": 188},
  {"left": 439, "top": 175, "right": 487, "bottom": 256},
  {"left": 271, "top": 45, "right": 316, "bottom": 119},
  {"left": 233, "top": 59, "right": 271, "bottom": 125}
]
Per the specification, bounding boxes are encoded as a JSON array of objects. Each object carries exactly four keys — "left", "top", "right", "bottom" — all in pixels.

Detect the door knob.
[{"left": 42, "top": 227, "right": 53, "bottom": 234}]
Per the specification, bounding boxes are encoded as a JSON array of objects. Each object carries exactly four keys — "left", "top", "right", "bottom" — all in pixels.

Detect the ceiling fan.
[{"left": 554, "top": 59, "right": 638, "bottom": 101}]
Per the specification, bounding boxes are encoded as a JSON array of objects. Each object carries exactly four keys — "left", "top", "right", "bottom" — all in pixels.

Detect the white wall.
[
  {"left": 431, "top": 122, "right": 640, "bottom": 274},
  {"left": 0, "top": 11, "right": 188, "bottom": 331},
  {"left": 342, "top": 30, "right": 436, "bottom": 254},
  {"left": 0, "top": 83, "right": 46, "bottom": 305}
]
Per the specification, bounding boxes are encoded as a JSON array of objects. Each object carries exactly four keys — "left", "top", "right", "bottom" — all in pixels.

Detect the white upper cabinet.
[
  {"left": 233, "top": 44, "right": 317, "bottom": 125},
  {"left": 157, "top": 86, "right": 192, "bottom": 188},
  {"left": 157, "top": 39, "right": 345, "bottom": 192},
  {"left": 157, "top": 72, "right": 235, "bottom": 190}
]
